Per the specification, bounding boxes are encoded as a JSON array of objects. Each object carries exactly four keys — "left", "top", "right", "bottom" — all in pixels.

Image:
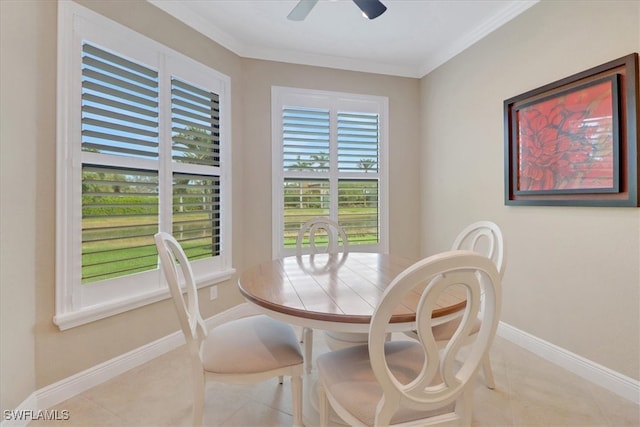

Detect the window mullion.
[
  {"left": 329, "top": 109, "right": 339, "bottom": 222},
  {"left": 158, "top": 60, "right": 173, "bottom": 236}
]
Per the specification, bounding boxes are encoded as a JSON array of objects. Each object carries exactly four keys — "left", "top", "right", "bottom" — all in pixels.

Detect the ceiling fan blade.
[
  {"left": 352, "top": 0, "right": 387, "bottom": 20},
  {"left": 287, "top": 0, "right": 320, "bottom": 21}
]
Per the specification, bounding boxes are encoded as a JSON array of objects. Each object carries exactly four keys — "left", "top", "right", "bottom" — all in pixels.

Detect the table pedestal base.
[
  {"left": 324, "top": 331, "right": 368, "bottom": 350},
  {"left": 324, "top": 330, "right": 391, "bottom": 351}
]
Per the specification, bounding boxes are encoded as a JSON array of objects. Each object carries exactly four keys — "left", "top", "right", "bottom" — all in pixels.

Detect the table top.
[{"left": 238, "top": 252, "right": 466, "bottom": 330}]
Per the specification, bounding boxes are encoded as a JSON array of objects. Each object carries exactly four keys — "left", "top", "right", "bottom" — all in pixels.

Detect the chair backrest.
[
  {"left": 368, "top": 250, "right": 502, "bottom": 425},
  {"left": 154, "top": 232, "right": 207, "bottom": 345},
  {"left": 451, "top": 221, "right": 505, "bottom": 277},
  {"left": 296, "top": 217, "right": 349, "bottom": 255}
]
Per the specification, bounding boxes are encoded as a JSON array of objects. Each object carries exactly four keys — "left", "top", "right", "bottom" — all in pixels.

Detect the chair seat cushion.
[
  {"left": 317, "top": 340, "right": 453, "bottom": 425},
  {"left": 202, "top": 315, "right": 303, "bottom": 374}
]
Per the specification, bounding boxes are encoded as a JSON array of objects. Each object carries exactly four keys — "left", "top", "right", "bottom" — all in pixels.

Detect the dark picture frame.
[{"left": 504, "top": 53, "right": 639, "bottom": 206}]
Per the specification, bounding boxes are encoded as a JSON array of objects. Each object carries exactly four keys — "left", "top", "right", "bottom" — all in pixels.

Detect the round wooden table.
[
  {"left": 239, "top": 252, "right": 468, "bottom": 426},
  {"left": 238, "top": 252, "right": 467, "bottom": 333}
]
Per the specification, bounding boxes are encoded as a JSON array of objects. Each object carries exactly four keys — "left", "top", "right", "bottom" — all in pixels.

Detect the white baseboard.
[
  {"left": 37, "top": 331, "right": 186, "bottom": 411},
  {"left": 1, "top": 392, "right": 38, "bottom": 427},
  {"left": 3, "top": 320, "right": 638, "bottom": 427},
  {"left": 1, "top": 330, "right": 185, "bottom": 427},
  {"left": 497, "top": 322, "right": 640, "bottom": 404}
]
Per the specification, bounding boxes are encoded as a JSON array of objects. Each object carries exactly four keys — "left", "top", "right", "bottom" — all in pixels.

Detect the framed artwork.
[{"left": 504, "top": 53, "right": 639, "bottom": 206}]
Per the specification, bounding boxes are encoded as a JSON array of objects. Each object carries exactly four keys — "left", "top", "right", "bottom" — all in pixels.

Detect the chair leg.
[
  {"left": 303, "top": 327, "right": 313, "bottom": 374},
  {"left": 483, "top": 354, "right": 495, "bottom": 389},
  {"left": 291, "top": 375, "right": 303, "bottom": 427},
  {"left": 192, "top": 377, "right": 205, "bottom": 427},
  {"left": 318, "top": 382, "right": 329, "bottom": 427},
  {"left": 455, "top": 385, "right": 474, "bottom": 426},
  {"left": 187, "top": 357, "right": 207, "bottom": 427}
]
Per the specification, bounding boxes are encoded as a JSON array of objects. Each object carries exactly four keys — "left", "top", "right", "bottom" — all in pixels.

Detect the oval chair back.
[
  {"left": 296, "top": 217, "right": 349, "bottom": 255},
  {"left": 317, "top": 250, "right": 501, "bottom": 426},
  {"left": 451, "top": 220, "right": 505, "bottom": 277}
]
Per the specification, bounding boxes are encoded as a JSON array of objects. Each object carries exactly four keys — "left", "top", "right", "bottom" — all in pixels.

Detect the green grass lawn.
[
  {"left": 81, "top": 213, "right": 214, "bottom": 283},
  {"left": 82, "top": 208, "right": 379, "bottom": 283}
]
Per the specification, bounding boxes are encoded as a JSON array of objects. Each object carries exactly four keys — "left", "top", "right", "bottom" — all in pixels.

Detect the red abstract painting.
[{"left": 516, "top": 79, "right": 615, "bottom": 192}]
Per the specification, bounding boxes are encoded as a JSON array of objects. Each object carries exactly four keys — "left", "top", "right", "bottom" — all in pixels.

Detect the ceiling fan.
[{"left": 288, "top": 0, "right": 387, "bottom": 21}]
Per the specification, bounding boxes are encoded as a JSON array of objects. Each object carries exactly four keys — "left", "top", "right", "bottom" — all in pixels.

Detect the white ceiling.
[{"left": 148, "top": 0, "right": 538, "bottom": 78}]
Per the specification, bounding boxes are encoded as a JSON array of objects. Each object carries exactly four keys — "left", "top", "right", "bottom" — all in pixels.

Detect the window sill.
[{"left": 53, "top": 268, "right": 236, "bottom": 331}]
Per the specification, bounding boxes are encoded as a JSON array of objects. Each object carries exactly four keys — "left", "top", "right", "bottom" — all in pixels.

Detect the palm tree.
[
  {"left": 311, "top": 153, "right": 329, "bottom": 171},
  {"left": 358, "top": 158, "right": 376, "bottom": 172},
  {"left": 289, "top": 155, "right": 312, "bottom": 171}
]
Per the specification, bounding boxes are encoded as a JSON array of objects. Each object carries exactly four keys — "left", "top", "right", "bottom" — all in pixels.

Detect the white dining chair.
[
  {"left": 450, "top": 221, "right": 504, "bottom": 277},
  {"left": 405, "top": 220, "right": 504, "bottom": 389},
  {"left": 316, "top": 250, "right": 502, "bottom": 427},
  {"left": 296, "top": 217, "right": 350, "bottom": 373},
  {"left": 296, "top": 216, "right": 349, "bottom": 256},
  {"left": 154, "top": 232, "right": 304, "bottom": 427},
  {"left": 441, "top": 220, "right": 504, "bottom": 389}
]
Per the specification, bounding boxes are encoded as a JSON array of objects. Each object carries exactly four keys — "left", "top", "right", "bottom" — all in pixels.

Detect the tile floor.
[{"left": 30, "top": 334, "right": 639, "bottom": 426}]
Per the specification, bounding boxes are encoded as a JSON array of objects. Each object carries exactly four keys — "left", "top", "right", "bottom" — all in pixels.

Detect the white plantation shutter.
[
  {"left": 338, "top": 179, "right": 379, "bottom": 245},
  {"left": 337, "top": 112, "right": 378, "bottom": 173},
  {"left": 81, "top": 44, "right": 159, "bottom": 158},
  {"left": 81, "top": 43, "right": 160, "bottom": 284},
  {"left": 57, "top": 2, "right": 232, "bottom": 329},
  {"left": 81, "top": 166, "right": 159, "bottom": 284},
  {"left": 80, "top": 45, "right": 225, "bottom": 282},
  {"left": 282, "top": 108, "right": 331, "bottom": 237},
  {"left": 273, "top": 87, "right": 388, "bottom": 256},
  {"left": 170, "top": 78, "right": 222, "bottom": 260},
  {"left": 172, "top": 173, "right": 220, "bottom": 258},
  {"left": 171, "top": 78, "right": 220, "bottom": 166},
  {"left": 283, "top": 108, "right": 330, "bottom": 173},
  {"left": 337, "top": 112, "right": 380, "bottom": 245}
]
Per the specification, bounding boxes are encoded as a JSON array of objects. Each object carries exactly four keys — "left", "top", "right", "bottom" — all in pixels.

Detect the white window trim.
[
  {"left": 271, "top": 86, "right": 389, "bottom": 259},
  {"left": 55, "top": 1, "right": 234, "bottom": 330}
]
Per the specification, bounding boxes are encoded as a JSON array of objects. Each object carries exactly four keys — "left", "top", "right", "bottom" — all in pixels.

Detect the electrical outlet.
[{"left": 209, "top": 286, "right": 218, "bottom": 300}]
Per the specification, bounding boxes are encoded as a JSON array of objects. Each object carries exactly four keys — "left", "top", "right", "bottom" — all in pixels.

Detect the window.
[
  {"left": 272, "top": 87, "right": 388, "bottom": 257},
  {"left": 56, "top": 2, "right": 232, "bottom": 329}
]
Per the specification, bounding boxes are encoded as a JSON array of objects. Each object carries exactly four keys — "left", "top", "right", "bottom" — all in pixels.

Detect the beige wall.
[
  {"left": 0, "top": 0, "right": 421, "bottom": 411},
  {"left": 1, "top": 0, "right": 638, "bottom": 414},
  {"left": 420, "top": 0, "right": 640, "bottom": 379},
  {"left": 239, "top": 59, "right": 421, "bottom": 268},
  {"left": 0, "top": 0, "right": 42, "bottom": 412}
]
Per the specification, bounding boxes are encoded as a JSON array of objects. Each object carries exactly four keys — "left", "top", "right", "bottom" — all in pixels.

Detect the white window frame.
[
  {"left": 55, "top": 1, "right": 233, "bottom": 330},
  {"left": 271, "top": 86, "right": 389, "bottom": 258}
]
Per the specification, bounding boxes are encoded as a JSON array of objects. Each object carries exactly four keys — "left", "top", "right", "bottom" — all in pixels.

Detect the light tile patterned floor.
[{"left": 30, "top": 334, "right": 639, "bottom": 426}]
